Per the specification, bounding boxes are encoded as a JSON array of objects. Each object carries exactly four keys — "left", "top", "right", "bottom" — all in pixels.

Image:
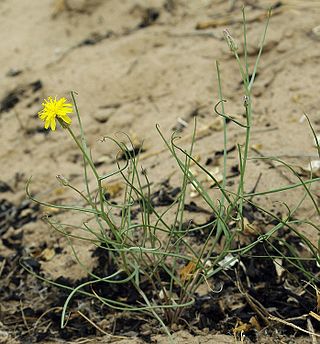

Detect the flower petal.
[
  {"left": 45, "top": 117, "right": 51, "bottom": 129},
  {"left": 50, "top": 118, "right": 56, "bottom": 131},
  {"left": 59, "top": 114, "right": 72, "bottom": 124}
]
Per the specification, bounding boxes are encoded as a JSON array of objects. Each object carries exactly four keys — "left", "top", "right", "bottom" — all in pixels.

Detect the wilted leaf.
[
  {"left": 242, "top": 218, "right": 260, "bottom": 236},
  {"left": 190, "top": 184, "right": 199, "bottom": 198},
  {"left": 233, "top": 320, "right": 252, "bottom": 334},
  {"left": 42, "top": 206, "right": 61, "bottom": 214},
  {"left": 249, "top": 316, "right": 261, "bottom": 331},
  {"left": 274, "top": 258, "right": 285, "bottom": 280},
  {"left": 103, "top": 181, "right": 124, "bottom": 199},
  {"left": 218, "top": 253, "right": 238, "bottom": 270},
  {"left": 40, "top": 247, "right": 55, "bottom": 261},
  {"left": 251, "top": 143, "right": 263, "bottom": 151},
  {"left": 180, "top": 261, "right": 197, "bottom": 282}
]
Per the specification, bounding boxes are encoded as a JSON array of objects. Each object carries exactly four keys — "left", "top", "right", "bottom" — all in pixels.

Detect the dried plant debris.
[
  {"left": 0, "top": 181, "right": 13, "bottom": 193},
  {"left": 1, "top": 190, "right": 318, "bottom": 343},
  {"left": 150, "top": 182, "right": 181, "bottom": 207},
  {"left": 0, "top": 89, "right": 23, "bottom": 113},
  {"left": 6, "top": 68, "right": 23, "bottom": 77},
  {"left": 0, "top": 199, "right": 39, "bottom": 236},
  {"left": 0, "top": 80, "right": 43, "bottom": 114},
  {"left": 138, "top": 8, "right": 160, "bottom": 29},
  {"left": 52, "top": 0, "right": 104, "bottom": 17}
]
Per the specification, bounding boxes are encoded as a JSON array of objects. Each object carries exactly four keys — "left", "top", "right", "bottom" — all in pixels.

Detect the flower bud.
[
  {"left": 223, "top": 29, "right": 238, "bottom": 52},
  {"left": 56, "top": 175, "right": 69, "bottom": 186}
]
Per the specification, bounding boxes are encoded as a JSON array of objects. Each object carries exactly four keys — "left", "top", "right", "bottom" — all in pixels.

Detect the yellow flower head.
[{"left": 38, "top": 96, "right": 73, "bottom": 131}]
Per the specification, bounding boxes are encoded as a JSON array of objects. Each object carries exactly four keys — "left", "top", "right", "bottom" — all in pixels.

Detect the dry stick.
[
  {"left": 263, "top": 0, "right": 320, "bottom": 9},
  {"left": 171, "top": 269, "right": 201, "bottom": 325},
  {"left": 242, "top": 292, "right": 270, "bottom": 326},
  {"left": 195, "top": 6, "right": 284, "bottom": 30},
  {"left": 77, "top": 310, "right": 127, "bottom": 340},
  {"left": 274, "top": 154, "right": 319, "bottom": 158},
  {"left": 269, "top": 315, "right": 320, "bottom": 338},
  {"left": 235, "top": 270, "right": 270, "bottom": 326},
  {"left": 307, "top": 318, "right": 318, "bottom": 344},
  {"left": 69, "top": 338, "right": 96, "bottom": 344},
  {"left": 310, "top": 311, "right": 320, "bottom": 322},
  {"left": 15, "top": 321, "right": 52, "bottom": 342},
  {"left": 34, "top": 306, "right": 62, "bottom": 329},
  {"left": 0, "top": 259, "right": 5, "bottom": 278},
  {"left": 20, "top": 300, "right": 30, "bottom": 330},
  {"left": 167, "top": 31, "right": 220, "bottom": 39}
]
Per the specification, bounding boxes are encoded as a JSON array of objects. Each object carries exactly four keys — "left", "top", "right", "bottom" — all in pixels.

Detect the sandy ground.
[{"left": 0, "top": 0, "right": 319, "bottom": 343}]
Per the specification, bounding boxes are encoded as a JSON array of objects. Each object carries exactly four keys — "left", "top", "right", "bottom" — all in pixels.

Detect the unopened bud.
[
  {"left": 223, "top": 29, "right": 238, "bottom": 52},
  {"left": 243, "top": 95, "right": 250, "bottom": 107},
  {"left": 56, "top": 175, "right": 69, "bottom": 186}
]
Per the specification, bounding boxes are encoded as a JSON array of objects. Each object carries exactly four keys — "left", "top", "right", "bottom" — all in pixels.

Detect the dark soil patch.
[{"left": 1, "top": 188, "right": 319, "bottom": 343}]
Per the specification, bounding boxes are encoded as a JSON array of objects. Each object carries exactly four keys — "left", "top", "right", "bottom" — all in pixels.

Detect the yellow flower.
[{"left": 38, "top": 96, "right": 73, "bottom": 131}]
